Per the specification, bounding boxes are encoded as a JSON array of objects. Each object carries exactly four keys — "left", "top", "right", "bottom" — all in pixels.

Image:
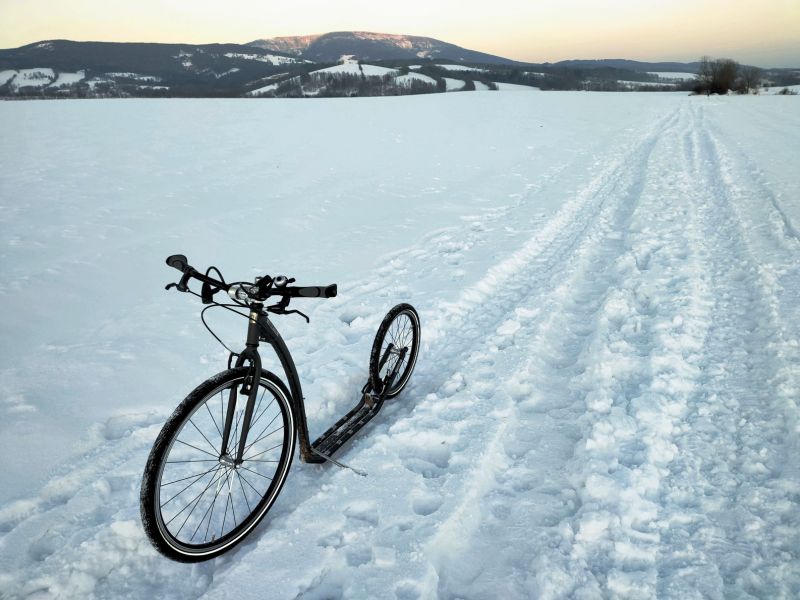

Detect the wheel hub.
[{"left": 219, "top": 454, "right": 237, "bottom": 468}]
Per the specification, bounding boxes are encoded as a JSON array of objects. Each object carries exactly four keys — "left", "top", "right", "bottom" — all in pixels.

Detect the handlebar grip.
[
  {"left": 166, "top": 254, "right": 190, "bottom": 273},
  {"left": 297, "top": 284, "right": 337, "bottom": 298}
]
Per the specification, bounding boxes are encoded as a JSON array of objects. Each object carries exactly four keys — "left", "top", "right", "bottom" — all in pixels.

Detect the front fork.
[
  {"left": 376, "top": 344, "right": 408, "bottom": 396},
  {"left": 220, "top": 310, "right": 264, "bottom": 464}
]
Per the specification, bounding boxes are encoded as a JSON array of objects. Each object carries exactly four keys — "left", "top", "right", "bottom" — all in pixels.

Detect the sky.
[{"left": 1, "top": 0, "right": 798, "bottom": 67}]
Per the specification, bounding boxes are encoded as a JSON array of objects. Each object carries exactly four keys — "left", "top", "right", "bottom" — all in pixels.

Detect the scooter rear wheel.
[{"left": 368, "top": 303, "right": 420, "bottom": 398}]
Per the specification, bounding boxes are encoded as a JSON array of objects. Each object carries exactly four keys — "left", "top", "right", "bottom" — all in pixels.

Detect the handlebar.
[
  {"left": 165, "top": 254, "right": 337, "bottom": 301},
  {"left": 166, "top": 254, "right": 190, "bottom": 273}
]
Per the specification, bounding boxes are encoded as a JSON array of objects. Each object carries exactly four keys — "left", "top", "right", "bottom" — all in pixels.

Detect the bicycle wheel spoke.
[
  {"left": 220, "top": 488, "right": 231, "bottom": 539},
  {"left": 162, "top": 466, "right": 219, "bottom": 487},
  {"left": 247, "top": 396, "right": 275, "bottom": 434},
  {"left": 167, "top": 466, "right": 228, "bottom": 530},
  {"left": 235, "top": 470, "right": 252, "bottom": 513},
  {"left": 228, "top": 473, "right": 238, "bottom": 529},
  {"left": 161, "top": 465, "right": 221, "bottom": 508},
  {"left": 237, "top": 470, "right": 263, "bottom": 497},
  {"left": 166, "top": 458, "right": 219, "bottom": 464},
  {"left": 178, "top": 465, "right": 232, "bottom": 538},
  {"left": 240, "top": 465, "right": 273, "bottom": 481},
  {"left": 227, "top": 409, "right": 243, "bottom": 455},
  {"left": 243, "top": 441, "right": 283, "bottom": 461},
  {"left": 189, "top": 418, "right": 221, "bottom": 456},
  {"left": 175, "top": 438, "right": 219, "bottom": 459},
  {"left": 191, "top": 473, "right": 227, "bottom": 543},
  {"left": 242, "top": 412, "right": 281, "bottom": 455},
  {"left": 205, "top": 401, "right": 223, "bottom": 440},
  {"left": 248, "top": 386, "right": 269, "bottom": 428},
  {"left": 202, "top": 470, "right": 230, "bottom": 543},
  {"left": 243, "top": 423, "right": 283, "bottom": 456}
]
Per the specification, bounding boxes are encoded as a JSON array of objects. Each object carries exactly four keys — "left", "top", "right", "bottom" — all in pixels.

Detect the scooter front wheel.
[{"left": 140, "top": 368, "right": 295, "bottom": 562}]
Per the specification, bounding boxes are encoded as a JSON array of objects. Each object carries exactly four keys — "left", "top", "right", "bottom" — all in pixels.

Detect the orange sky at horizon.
[{"left": 1, "top": 0, "right": 798, "bottom": 67}]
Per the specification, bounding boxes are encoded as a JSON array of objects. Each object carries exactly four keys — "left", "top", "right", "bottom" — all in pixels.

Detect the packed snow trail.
[{"left": 0, "top": 94, "right": 798, "bottom": 599}]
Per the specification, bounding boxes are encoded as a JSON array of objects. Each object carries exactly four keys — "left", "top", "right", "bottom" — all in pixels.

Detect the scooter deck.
[{"left": 307, "top": 392, "right": 384, "bottom": 462}]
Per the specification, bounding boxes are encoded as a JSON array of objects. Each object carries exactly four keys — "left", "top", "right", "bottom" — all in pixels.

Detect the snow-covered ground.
[
  {"left": 223, "top": 53, "right": 301, "bottom": 66},
  {"left": 620, "top": 80, "right": 677, "bottom": 89},
  {"left": 1, "top": 68, "right": 57, "bottom": 89},
  {"left": 312, "top": 61, "right": 397, "bottom": 77},
  {"left": 443, "top": 77, "right": 465, "bottom": 91},
  {"left": 647, "top": 72, "right": 697, "bottom": 81},
  {"left": 395, "top": 72, "right": 438, "bottom": 86},
  {"left": 0, "top": 92, "right": 799, "bottom": 599},
  {"left": 434, "top": 65, "right": 487, "bottom": 73},
  {"left": 492, "top": 82, "right": 539, "bottom": 91}
]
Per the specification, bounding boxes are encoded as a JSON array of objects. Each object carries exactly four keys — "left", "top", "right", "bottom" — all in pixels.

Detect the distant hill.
[
  {"left": 249, "top": 31, "right": 520, "bottom": 65},
  {"left": 0, "top": 40, "right": 308, "bottom": 97},
  {"left": 1, "top": 34, "right": 796, "bottom": 98},
  {"left": 550, "top": 59, "right": 701, "bottom": 73}
]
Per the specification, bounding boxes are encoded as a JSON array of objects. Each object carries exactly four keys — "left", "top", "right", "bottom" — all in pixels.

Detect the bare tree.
[
  {"left": 738, "top": 65, "right": 762, "bottom": 94},
  {"left": 697, "top": 55, "right": 714, "bottom": 93},
  {"left": 695, "top": 56, "right": 739, "bottom": 94}
]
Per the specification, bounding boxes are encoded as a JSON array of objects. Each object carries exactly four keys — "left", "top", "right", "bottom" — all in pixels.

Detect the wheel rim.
[
  {"left": 377, "top": 310, "right": 419, "bottom": 395},
  {"left": 153, "top": 377, "right": 293, "bottom": 554}
]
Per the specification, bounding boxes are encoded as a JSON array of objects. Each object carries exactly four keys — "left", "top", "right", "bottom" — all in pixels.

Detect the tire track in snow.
[
  {"left": 422, "top": 100, "right": 720, "bottom": 599},
  {"left": 652, "top": 102, "right": 800, "bottom": 599},
  {"left": 200, "top": 107, "right": 684, "bottom": 599}
]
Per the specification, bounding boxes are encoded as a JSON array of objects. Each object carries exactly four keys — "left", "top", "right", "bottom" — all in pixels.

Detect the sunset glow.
[{"left": 1, "top": 0, "right": 798, "bottom": 66}]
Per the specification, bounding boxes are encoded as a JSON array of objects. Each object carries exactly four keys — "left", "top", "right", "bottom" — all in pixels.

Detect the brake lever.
[
  {"left": 267, "top": 305, "right": 310, "bottom": 323},
  {"left": 165, "top": 271, "right": 192, "bottom": 292},
  {"left": 285, "top": 309, "right": 310, "bottom": 323}
]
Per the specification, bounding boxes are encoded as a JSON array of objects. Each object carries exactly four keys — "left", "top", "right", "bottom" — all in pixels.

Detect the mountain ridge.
[
  {"left": 249, "top": 31, "right": 521, "bottom": 65},
  {"left": 1, "top": 33, "right": 796, "bottom": 99}
]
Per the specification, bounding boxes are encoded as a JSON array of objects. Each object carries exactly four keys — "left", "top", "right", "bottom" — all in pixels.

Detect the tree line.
[{"left": 694, "top": 56, "right": 763, "bottom": 95}]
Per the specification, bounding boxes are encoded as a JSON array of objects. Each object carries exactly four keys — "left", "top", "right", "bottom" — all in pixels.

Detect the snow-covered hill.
[
  {"left": 247, "top": 59, "right": 537, "bottom": 96},
  {"left": 0, "top": 93, "right": 798, "bottom": 599},
  {"left": 249, "top": 31, "right": 518, "bottom": 65}
]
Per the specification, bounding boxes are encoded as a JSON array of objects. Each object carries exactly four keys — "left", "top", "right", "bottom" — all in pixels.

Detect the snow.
[
  {"left": 247, "top": 81, "right": 284, "bottom": 95},
  {"left": 213, "top": 68, "right": 240, "bottom": 79},
  {"left": 0, "top": 70, "right": 17, "bottom": 86},
  {"left": 436, "top": 64, "right": 487, "bottom": 72},
  {"left": 763, "top": 84, "right": 800, "bottom": 95},
  {"left": 648, "top": 71, "right": 697, "bottom": 80},
  {"left": 493, "top": 81, "right": 539, "bottom": 91},
  {"left": 106, "top": 73, "right": 162, "bottom": 82},
  {"left": 250, "top": 69, "right": 436, "bottom": 96},
  {"left": 223, "top": 53, "right": 299, "bottom": 66},
  {"left": 1, "top": 92, "right": 799, "bottom": 599},
  {"left": 473, "top": 81, "right": 491, "bottom": 91},
  {"left": 395, "top": 72, "right": 437, "bottom": 86},
  {"left": 49, "top": 71, "right": 86, "bottom": 87},
  {"left": 620, "top": 80, "right": 677, "bottom": 88},
  {"left": 312, "top": 61, "right": 397, "bottom": 77},
  {"left": 443, "top": 77, "right": 465, "bottom": 91},
  {"left": 85, "top": 77, "right": 113, "bottom": 90},
  {"left": 6, "top": 68, "right": 55, "bottom": 89}
]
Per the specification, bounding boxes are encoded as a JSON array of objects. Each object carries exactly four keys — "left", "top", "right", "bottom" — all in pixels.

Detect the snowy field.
[{"left": 1, "top": 92, "right": 799, "bottom": 598}]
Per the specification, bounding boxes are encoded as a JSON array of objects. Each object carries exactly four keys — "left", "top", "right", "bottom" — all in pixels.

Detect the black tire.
[
  {"left": 140, "top": 368, "right": 295, "bottom": 562},
  {"left": 369, "top": 303, "right": 420, "bottom": 398}
]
